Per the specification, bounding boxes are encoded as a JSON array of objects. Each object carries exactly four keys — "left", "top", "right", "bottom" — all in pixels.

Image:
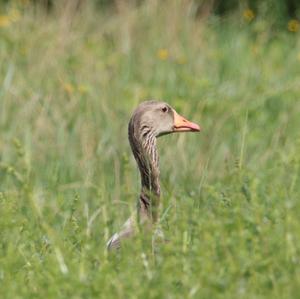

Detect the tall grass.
[{"left": 1, "top": 1, "right": 300, "bottom": 298}]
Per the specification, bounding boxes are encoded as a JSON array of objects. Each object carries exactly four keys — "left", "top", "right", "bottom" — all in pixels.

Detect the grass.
[{"left": 1, "top": 1, "right": 300, "bottom": 298}]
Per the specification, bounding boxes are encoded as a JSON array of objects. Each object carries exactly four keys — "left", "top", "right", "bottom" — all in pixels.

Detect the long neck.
[{"left": 128, "top": 122, "right": 160, "bottom": 218}]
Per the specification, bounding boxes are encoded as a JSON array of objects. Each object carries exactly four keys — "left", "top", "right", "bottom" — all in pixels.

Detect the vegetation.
[{"left": 0, "top": 1, "right": 300, "bottom": 298}]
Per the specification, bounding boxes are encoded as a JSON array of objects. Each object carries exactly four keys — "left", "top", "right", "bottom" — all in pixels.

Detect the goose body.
[{"left": 107, "top": 100, "right": 200, "bottom": 249}]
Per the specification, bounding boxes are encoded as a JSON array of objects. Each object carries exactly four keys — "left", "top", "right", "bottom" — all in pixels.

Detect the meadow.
[{"left": 1, "top": 1, "right": 300, "bottom": 298}]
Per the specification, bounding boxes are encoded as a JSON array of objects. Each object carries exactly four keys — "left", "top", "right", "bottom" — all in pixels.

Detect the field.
[{"left": 1, "top": 1, "right": 300, "bottom": 298}]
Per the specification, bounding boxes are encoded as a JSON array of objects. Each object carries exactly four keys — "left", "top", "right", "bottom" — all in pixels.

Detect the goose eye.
[{"left": 161, "top": 106, "right": 168, "bottom": 113}]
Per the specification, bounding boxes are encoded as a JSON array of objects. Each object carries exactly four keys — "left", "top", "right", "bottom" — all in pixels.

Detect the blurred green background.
[{"left": 0, "top": 0, "right": 300, "bottom": 298}]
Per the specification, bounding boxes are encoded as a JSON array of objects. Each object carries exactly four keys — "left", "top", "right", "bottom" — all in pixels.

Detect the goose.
[{"left": 107, "top": 100, "right": 200, "bottom": 249}]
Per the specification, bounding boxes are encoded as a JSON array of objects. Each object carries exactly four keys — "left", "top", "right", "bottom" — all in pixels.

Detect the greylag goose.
[{"left": 107, "top": 100, "right": 200, "bottom": 249}]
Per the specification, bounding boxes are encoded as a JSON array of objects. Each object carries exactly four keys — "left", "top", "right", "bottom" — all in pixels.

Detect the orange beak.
[{"left": 173, "top": 110, "right": 201, "bottom": 132}]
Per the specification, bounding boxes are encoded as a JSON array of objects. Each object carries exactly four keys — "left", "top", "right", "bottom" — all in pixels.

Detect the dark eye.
[{"left": 161, "top": 106, "right": 168, "bottom": 113}]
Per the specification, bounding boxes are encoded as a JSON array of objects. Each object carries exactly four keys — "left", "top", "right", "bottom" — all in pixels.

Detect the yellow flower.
[
  {"left": 63, "top": 83, "right": 74, "bottom": 95},
  {"left": 297, "top": 52, "right": 300, "bottom": 62},
  {"left": 0, "top": 9, "right": 21, "bottom": 28},
  {"left": 157, "top": 49, "right": 169, "bottom": 60},
  {"left": 243, "top": 9, "right": 255, "bottom": 22},
  {"left": 0, "top": 15, "right": 11, "bottom": 28},
  {"left": 288, "top": 19, "right": 299, "bottom": 32}
]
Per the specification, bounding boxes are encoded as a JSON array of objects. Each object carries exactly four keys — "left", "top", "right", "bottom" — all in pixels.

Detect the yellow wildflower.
[
  {"left": 63, "top": 83, "right": 74, "bottom": 95},
  {"left": 157, "top": 49, "right": 169, "bottom": 60},
  {"left": 243, "top": 9, "right": 255, "bottom": 22},
  {"left": 288, "top": 19, "right": 299, "bottom": 32},
  {"left": 0, "top": 15, "right": 11, "bottom": 28}
]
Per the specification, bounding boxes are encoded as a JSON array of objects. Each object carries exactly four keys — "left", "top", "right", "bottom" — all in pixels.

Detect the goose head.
[{"left": 130, "top": 100, "right": 201, "bottom": 139}]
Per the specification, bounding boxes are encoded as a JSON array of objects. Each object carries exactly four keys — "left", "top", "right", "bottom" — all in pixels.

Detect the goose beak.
[{"left": 173, "top": 110, "right": 201, "bottom": 132}]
